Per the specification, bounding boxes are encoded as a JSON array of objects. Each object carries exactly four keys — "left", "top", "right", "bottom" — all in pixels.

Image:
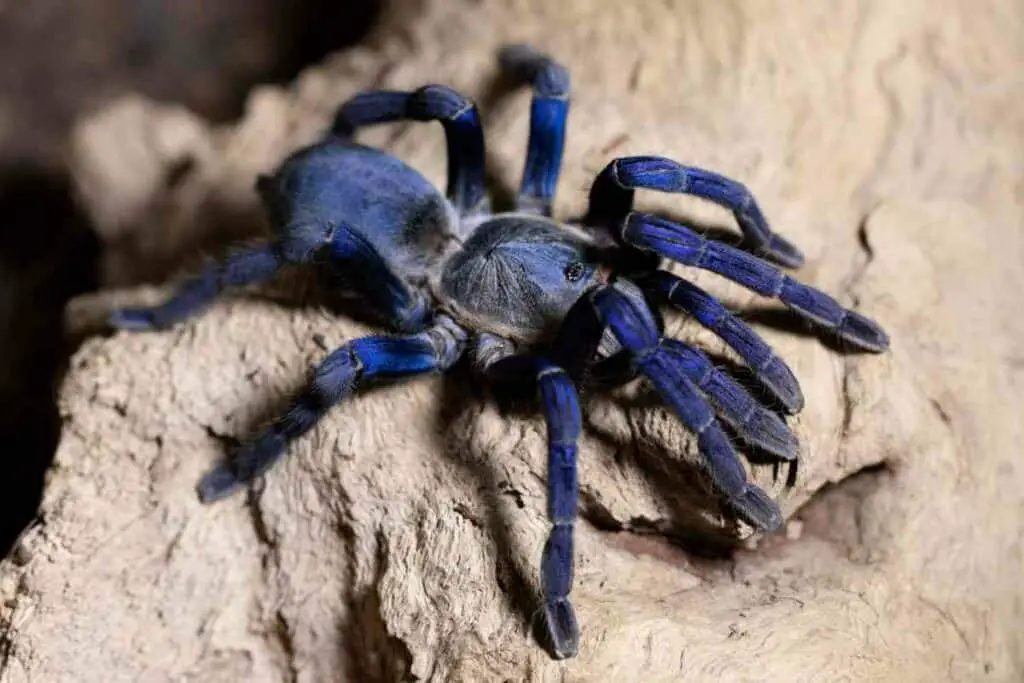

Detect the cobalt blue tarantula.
[{"left": 110, "top": 45, "right": 889, "bottom": 659}]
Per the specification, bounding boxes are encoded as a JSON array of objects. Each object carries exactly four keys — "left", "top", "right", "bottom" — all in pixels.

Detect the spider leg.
[
  {"left": 497, "top": 45, "right": 570, "bottom": 216},
  {"left": 475, "top": 334, "right": 582, "bottom": 660},
  {"left": 327, "top": 225, "right": 430, "bottom": 333},
  {"left": 197, "top": 315, "right": 467, "bottom": 503},
  {"left": 588, "top": 282, "right": 784, "bottom": 531},
  {"left": 586, "top": 155, "right": 804, "bottom": 268},
  {"left": 330, "top": 86, "right": 486, "bottom": 214},
  {"left": 614, "top": 213, "right": 890, "bottom": 352},
  {"left": 589, "top": 342, "right": 797, "bottom": 461},
  {"left": 109, "top": 244, "right": 284, "bottom": 330},
  {"left": 658, "top": 339, "right": 798, "bottom": 461},
  {"left": 637, "top": 270, "right": 804, "bottom": 413}
]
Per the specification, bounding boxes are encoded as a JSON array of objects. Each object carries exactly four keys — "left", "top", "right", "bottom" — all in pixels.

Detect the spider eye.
[{"left": 564, "top": 262, "right": 585, "bottom": 282}]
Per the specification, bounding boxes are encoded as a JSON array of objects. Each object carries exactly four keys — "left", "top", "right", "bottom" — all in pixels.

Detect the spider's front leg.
[
  {"left": 586, "top": 155, "right": 805, "bottom": 268},
  {"left": 583, "top": 156, "right": 889, "bottom": 353},
  {"left": 586, "top": 281, "right": 789, "bottom": 531},
  {"left": 474, "top": 333, "right": 582, "bottom": 660},
  {"left": 621, "top": 212, "right": 889, "bottom": 352},
  {"left": 197, "top": 315, "right": 467, "bottom": 502},
  {"left": 637, "top": 270, "right": 806, "bottom": 413},
  {"left": 589, "top": 337, "right": 799, "bottom": 464}
]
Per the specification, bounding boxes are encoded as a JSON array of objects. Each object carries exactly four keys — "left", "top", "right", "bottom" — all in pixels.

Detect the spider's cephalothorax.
[{"left": 110, "top": 45, "right": 890, "bottom": 660}]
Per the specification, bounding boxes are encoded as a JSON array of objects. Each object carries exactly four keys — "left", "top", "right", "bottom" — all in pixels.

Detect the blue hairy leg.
[
  {"left": 638, "top": 270, "right": 804, "bottom": 413},
  {"left": 588, "top": 339, "right": 798, "bottom": 462},
  {"left": 658, "top": 339, "right": 798, "bottom": 461},
  {"left": 588, "top": 282, "right": 784, "bottom": 531},
  {"left": 109, "top": 218, "right": 432, "bottom": 335},
  {"left": 328, "top": 225, "right": 430, "bottom": 333},
  {"left": 109, "top": 244, "right": 284, "bottom": 330},
  {"left": 476, "top": 334, "right": 582, "bottom": 660},
  {"left": 331, "top": 85, "right": 486, "bottom": 214},
  {"left": 615, "top": 213, "right": 890, "bottom": 352},
  {"left": 586, "top": 155, "right": 805, "bottom": 268},
  {"left": 498, "top": 45, "right": 570, "bottom": 216},
  {"left": 197, "top": 316, "right": 468, "bottom": 503}
]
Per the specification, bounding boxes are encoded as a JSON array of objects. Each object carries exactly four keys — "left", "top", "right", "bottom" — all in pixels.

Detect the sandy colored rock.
[{"left": 4, "top": 0, "right": 1024, "bottom": 681}]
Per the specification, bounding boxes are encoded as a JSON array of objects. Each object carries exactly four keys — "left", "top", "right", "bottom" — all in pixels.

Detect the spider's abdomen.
[
  {"left": 264, "top": 139, "right": 456, "bottom": 280},
  {"left": 438, "top": 215, "right": 604, "bottom": 342}
]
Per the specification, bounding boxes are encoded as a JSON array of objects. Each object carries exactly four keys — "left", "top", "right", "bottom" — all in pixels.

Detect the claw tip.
[
  {"left": 108, "top": 308, "right": 156, "bottom": 331},
  {"left": 729, "top": 486, "right": 784, "bottom": 533},
  {"left": 196, "top": 467, "right": 242, "bottom": 504},
  {"left": 538, "top": 599, "right": 580, "bottom": 660},
  {"left": 840, "top": 311, "right": 891, "bottom": 353}
]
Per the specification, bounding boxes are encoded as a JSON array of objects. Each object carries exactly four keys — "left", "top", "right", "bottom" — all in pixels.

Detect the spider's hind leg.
[
  {"left": 330, "top": 86, "right": 487, "bottom": 215},
  {"left": 198, "top": 315, "right": 467, "bottom": 503},
  {"left": 326, "top": 224, "right": 430, "bottom": 333},
  {"left": 109, "top": 243, "right": 284, "bottom": 330},
  {"left": 497, "top": 44, "right": 570, "bottom": 216}
]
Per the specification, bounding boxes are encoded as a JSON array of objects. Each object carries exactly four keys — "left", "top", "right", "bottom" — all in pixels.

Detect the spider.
[{"left": 109, "top": 45, "right": 889, "bottom": 660}]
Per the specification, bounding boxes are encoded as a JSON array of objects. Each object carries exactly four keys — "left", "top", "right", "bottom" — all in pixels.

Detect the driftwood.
[{"left": 2, "top": 1, "right": 1022, "bottom": 680}]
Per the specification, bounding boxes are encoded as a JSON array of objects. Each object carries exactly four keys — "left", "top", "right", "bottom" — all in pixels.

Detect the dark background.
[{"left": 0, "top": 0, "right": 383, "bottom": 556}]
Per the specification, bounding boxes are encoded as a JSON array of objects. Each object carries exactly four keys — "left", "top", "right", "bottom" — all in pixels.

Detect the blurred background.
[{"left": 0, "top": 0, "right": 385, "bottom": 556}]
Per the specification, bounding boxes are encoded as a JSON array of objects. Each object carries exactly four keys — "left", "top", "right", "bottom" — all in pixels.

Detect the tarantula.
[{"left": 110, "top": 45, "right": 889, "bottom": 659}]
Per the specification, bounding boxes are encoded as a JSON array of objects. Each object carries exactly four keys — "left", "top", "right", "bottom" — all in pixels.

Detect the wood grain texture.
[{"left": 3, "top": 0, "right": 1022, "bottom": 680}]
